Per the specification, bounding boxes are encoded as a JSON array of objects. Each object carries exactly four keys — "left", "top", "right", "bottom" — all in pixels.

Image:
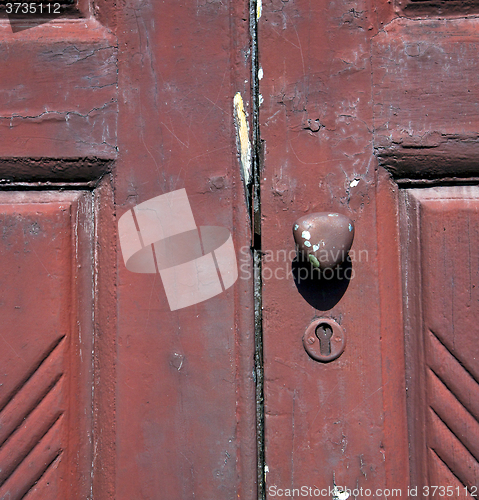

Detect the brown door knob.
[{"left": 293, "top": 213, "right": 354, "bottom": 269}]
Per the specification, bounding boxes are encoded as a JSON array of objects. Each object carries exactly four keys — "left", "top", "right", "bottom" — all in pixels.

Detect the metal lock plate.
[{"left": 303, "top": 318, "right": 346, "bottom": 362}]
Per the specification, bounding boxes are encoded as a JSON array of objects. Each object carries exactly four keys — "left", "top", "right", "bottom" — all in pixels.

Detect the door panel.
[
  {"left": 0, "top": 192, "right": 93, "bottom": 500},
  {"left": 401, "top": 187, "right": 479, "bottom": 496},
  {"left": 373, "top": 18, "right": 479, "bottom": 180},
  {"left": 2, "top": 0, "right": 479, "bottom": 497},
  {"left": 0, "top": 1, "right": 256, "bottom": 498},
  {"left": 0, "top": 19, "right": 117, "bottom": 159},
  {"left": 259, "top": 0, "right": 479, "bottom": 497},
  {"left": 258, "top": 0, "right": 407, "bottom": 494},
  {"left": 113, "top": 2, "right": 256, "bottom": 499}
]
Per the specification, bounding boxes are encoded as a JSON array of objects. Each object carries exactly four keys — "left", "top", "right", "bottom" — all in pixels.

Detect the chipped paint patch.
[
  {"left": 233, "top": 92, "right": 252, "bottom": 188},
  {"left": 309, "top": 254, "right": 320, "bottom": 268},
  {"left": 349, "top": 223, "right": 353, "bottom": 232},
  {"left": 258, "top": 67, "right": 264, "bottom": 80},
  {"left": 257, "top": 0, "right": 262, "bottom": 19},
  {"left": 313, "top": 244, "right": 319, "bottom": 252},
  {"left": 350, "top": 178, "right": 360, "bottom": 187},
  {"left": 302, "top": 230, "right": 311, "bottom": 240},
  {"left": 304, "top": 240, "right": 311, "bottom": 247},
  {"left": 332, "top": 486, "right": 350, "bottom": 500},
  {"left": 294, "top": 224, "right": 299, "bottom": 230}
]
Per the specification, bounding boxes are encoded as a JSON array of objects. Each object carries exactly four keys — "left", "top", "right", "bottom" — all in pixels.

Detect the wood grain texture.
[
  {"left": 376, "top": 169, "right": 410, "bottom": 491},
  {"left": 427, "top": 448, "right": 471, "bottom": 499},
  {"left": 0, "top": 1, "right": 256, "bottom": 498},
  {"left": 0, "top": 19, "right": 117, "bottom": 158},
  {"left": 403, "top": 187, "right": 479, "bottom": 493},
  {"left": 259, "top": 0, "right": 403, "bottom": 493},
  {"left": 373, "top": 19, "right": 479, "bottom": 179},
  {"left": 113, "top": 1, "right": 256, "bottom": 499},
  {"left": 0, "top": 193, "right": 94, "bottom": 500}
]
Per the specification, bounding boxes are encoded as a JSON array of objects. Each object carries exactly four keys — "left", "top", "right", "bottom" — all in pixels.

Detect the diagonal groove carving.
[
  {"left": 0, "top": 336, "right": 65, "bottom": 448},
  {"left": 427, "top": 408, "right": 479, "bottom": 489},
  {"left": 20, "top": 451, "right": 63, "bottom": 500},
  {"left": 426, "top": 329, "right": 479, "bottom": 488},
  {"left": 428, "top": 447, "right": 467, "bottom": 490},
  {"left": 0, "top": 372, "right": 63, "bottom": 450},
  {"left": 428, "top": 368, "right": 479, "bottom": 461},
  {"left": 428, "top": 363, "right": 479, "bottom": 426},
  {"left": 0, "top": 192, "right": 95, "bottom": 497},
  {"left": 0, "top": 376, "right": 64, "bottom": 487},
  {"left": 426, "top": 329, "right": 479, "bottom": 422},
  {"left": 427, "top": 328, "right": 479, "bottom": 386},
  {"left": 0, "top": 335, "right": 66, "bottom": 414},
  {"left": 0, "top": 415, "right": 64, "bottom": 500}
]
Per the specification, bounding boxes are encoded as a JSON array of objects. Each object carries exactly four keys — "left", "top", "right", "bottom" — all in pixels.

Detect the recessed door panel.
[
  {"left": 0, "top": 192, "right": 93, "bottom": 500},
  {"left": 402, "top": 186, "right": 479, "bottom": 497}
]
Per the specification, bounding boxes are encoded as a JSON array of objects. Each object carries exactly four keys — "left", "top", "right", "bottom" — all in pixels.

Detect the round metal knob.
[{"left": 293, "top": 212, "right": 354, "bottom": 269}]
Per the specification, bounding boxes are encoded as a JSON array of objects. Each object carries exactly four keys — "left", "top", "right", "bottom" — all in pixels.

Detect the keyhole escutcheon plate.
[{"left": 303, "top": 318, "right": 346, "bottom": 362}]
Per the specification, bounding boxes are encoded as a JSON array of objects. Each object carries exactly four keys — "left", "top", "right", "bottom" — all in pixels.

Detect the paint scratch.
[
  {"left": 257, "top": 0, "right": 262, "bottom": 19},
  {"left": 0, "top": 332, "right": 24, "bottom": 361},
  {"left": 233, "top": 92, "right": 252, "bottom": 188}
]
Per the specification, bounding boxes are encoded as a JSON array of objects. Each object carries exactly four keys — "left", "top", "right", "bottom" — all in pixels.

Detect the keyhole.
[{"left": 315, "top": 323, "right": 333, "bottom": 356}]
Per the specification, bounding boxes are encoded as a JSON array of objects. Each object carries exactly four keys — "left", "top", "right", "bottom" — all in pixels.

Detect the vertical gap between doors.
[{"left": 250, "top": 1, "right": 265, "bottom": 499}]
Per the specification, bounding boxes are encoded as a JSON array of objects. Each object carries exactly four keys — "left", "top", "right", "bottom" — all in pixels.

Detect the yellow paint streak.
[{"left": 233, "top": 92, "right": 252, "bottom": 187}]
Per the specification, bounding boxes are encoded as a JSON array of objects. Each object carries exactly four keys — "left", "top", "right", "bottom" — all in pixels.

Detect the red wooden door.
[
  {"left": 1, "top": 0, "right": 479, "bottom": 499},
  {"left": 259, "top": 0, "right": 479, "bottom": 498},
  {"left": 0, "top": 192, "right": 94, "bottom": 499},
  {"left": 401, "top": 187, "right": 479, "bottom": 495},
  {"left": 0, "top": 2, "right": 256, "bottom": 499}
]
